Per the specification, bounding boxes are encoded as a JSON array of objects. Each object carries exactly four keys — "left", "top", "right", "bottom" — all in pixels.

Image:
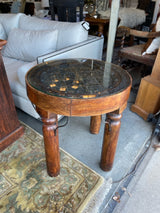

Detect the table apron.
[{"left": 26, "top": 83, "right": 131, "bottom": 117}]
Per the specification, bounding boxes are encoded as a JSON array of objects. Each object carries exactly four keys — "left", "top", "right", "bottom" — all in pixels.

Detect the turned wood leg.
[
  {"left": 36, "top": 107, "right": 60, "bottom": 177},
  {"left": 90, "top": 115, "right": 102, "bottom": 134},
  {"left": 42, "top": 116, "right": 60, "bottom": 177},
  {"left": 100, "top": 112, "right": 122, "bottom": 171}
]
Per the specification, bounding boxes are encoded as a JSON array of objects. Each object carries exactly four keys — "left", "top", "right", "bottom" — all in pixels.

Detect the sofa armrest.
[{"left": 37, "top": 35, "right": 104, "bottom": 64}]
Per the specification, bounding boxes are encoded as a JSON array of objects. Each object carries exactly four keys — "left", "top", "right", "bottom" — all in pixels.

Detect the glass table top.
[{"left": 26, "top": 59, "right": 131, "bottom": 99}]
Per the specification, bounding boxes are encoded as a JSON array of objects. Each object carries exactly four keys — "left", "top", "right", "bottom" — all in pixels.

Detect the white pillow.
[
  {"left": 17, "top": 61, "right": 37, "bottom": 87},
  {"left": 142, "top": 17, "right": 160, "bottom": 55},
  {"left": 0, "top": 13, "right": 22, "bottom": 37},
  {"left": 142, "top": 37, "right": 160, "bottom": 55},
  {"left": 19, "top": 14, "right": 88, "bottom": 50},
  {"left": 156, "top": 16, "right": 160, "bottom": 32},
  {"left": 3, "top": 28, "right": 58, "bottom": 62},
  {"left": 0, "top": 23, "right": 6, "bottom": 40}
]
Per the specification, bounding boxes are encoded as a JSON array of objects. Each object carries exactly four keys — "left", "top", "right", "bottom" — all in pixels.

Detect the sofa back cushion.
[
  {"left": 18, "top": 14, "right": 88, "bottom": 50},
  {"left": 0, "top": 23, "right": 6, "bottom": 40},
  {"left": 0, "top": 13, "right": 22, "bottom": 38},
  {"left": 3, "top": 28, "right": 58, "bottom": 62}
]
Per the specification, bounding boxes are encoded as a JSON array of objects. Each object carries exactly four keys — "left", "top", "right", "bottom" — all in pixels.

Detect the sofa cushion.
[
  {"left": 3, "top": 28, "right": 58, "bottom": 62},
  {"left": 17, "top": 61, "right": 37, "bottom": 87},
  {"left": 2, "top": 56, "right": 29, "bottom": 83},
  {"left": 0, "top": 23, "right": 6, "bottom": 40},
  {"left": 18, "top": 14, "right": 88, "bottom": 50},
  {"left": 0, "top": 13, "right": 22, "bottom": 37}
]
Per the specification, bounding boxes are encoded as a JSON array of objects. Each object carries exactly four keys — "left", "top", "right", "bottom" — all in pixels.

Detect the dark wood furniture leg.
[
  {"left": 100, "top": 112, "right": 122, "bottom": 171},
  {"left": 90, "top": 115, "right": 102, "bottom": 134},
  {"left": 0, "top": 40, "right": 24, "bottom": 152},
  {"left": 36, "top": 107, "right": 60, "bottom": 177}
]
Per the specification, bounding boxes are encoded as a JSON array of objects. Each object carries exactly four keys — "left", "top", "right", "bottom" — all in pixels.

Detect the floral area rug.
[{"left": 0, "top": 122, "right": 111, "bottom": 213}]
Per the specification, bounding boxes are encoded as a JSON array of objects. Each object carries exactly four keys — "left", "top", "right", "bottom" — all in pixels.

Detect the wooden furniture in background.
[
  {"left": 0, "top": 40, "right": 24, "bottom": 152},
  {"left": 117, "top": 26, "right": 160, "bottom": 120},
  {"left": 0, "top": 2, "right": 11, "bottom": 13},
  {"left": 131, "top": 47, "right": 160, "bottom": 120},
  {"left": 26, "top": 59, "right": 131, "bottom": 177},
  {"left": 85, "top": 16, "right": 110, "bottom": 37},
  {"left": 118, "top": 26, "right": 160, "bottom": 67},
  {"left": 49, "top": 0, "right": 84, "bottom": 22}
]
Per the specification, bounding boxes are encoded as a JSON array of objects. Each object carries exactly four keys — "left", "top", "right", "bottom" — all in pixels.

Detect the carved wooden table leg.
[
  {"left": 100, "top": 112, "right": 122, "bottom": 171},
  {"left": 36, "top": 107, "right": 60, "bottom": 177},
  {"left": 90, "top": 115, "right": 102, "bottom": 134}
]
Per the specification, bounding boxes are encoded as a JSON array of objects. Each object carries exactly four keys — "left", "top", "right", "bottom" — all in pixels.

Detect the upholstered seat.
[{"left": 119, "top": 44, "right": 156, "bottom": 67}]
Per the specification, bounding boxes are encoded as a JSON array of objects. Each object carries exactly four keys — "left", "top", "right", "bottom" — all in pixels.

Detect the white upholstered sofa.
[{"left": 0, "top": 13, "right": 104, "bottom": 120}]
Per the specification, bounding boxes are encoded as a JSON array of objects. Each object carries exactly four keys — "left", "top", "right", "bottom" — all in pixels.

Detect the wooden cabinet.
[
  {"left": 0, "top": 40, "right": 24, "bottom": 152},
  {"left": 131, "top": 48, "right": 160, "bottom": 120}
]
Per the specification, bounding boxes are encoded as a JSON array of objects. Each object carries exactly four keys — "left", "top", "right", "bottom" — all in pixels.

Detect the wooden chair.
[
  {"left": 118, "top": 26, "right": 160, "bottom": 67},
  {"left": 49, "top": 0, "right": 84, "bottom": 22},
  {"left": 117, "top": 26, "right": 160, "bottom": 120}
]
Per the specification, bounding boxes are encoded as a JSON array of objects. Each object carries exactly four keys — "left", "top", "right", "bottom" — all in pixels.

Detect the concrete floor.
[
  {"left": 16, "top": 89, "right": 153, "bottom": 212},
  {"left": 112, "top": 137, "right": 160, "bottom": 213}
]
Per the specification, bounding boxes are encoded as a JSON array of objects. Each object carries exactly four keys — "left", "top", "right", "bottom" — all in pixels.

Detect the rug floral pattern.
[{"left": 0, "top": 123, "right": 104, "bottom": 213}]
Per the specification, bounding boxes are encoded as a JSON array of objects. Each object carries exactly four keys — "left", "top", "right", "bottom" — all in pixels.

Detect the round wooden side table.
[{"left": 26, "top": 58, "right": 131, "bottom": 177}]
